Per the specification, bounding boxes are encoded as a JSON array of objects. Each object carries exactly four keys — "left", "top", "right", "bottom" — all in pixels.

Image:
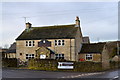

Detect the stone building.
[
  {"left": 79, "top": 43, "right": 105, "bottom": 62},
  {"left": 82, "top": 36, "right": 90, "bottom": 43},
  {"left": 5, "top": 42, "right": 16, "bottom": 58},
  {"left": 0, "top": 48, "right": 8, "bottom": 58},
  {"left": 79, "top": 42, "right": 114, "bottom": 69},
  {"left": 16, "top": 16, "right": 83, "bottom": 62}
]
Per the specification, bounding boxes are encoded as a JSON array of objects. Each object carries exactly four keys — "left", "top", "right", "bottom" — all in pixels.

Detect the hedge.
[
  {"left": 2, "top": 58, "right": 17, "bottom": 67},
  {"left": 3, "top": 58, "right": 120, "bottom": 71},
  {"left": 110, "top": 61, "right": 120, "bottom": 69},
  {"left": 28, "top": 59, "right": 102, "bottom": 72}
]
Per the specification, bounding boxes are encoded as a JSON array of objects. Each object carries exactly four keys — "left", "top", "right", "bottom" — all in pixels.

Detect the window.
[
  {"left": 58, "top": 40, "right": 61, "bottom": 45},
  {"left": 29, "top": 41, "right": 31, "bottom": 46},
  {"left": 62, "top": 40, "right": 64, "bottom": 45},
  {"left": 26, "top": 54, "right": 34, "bottom": 59},
  {"left": 26, "top": 41, "right": 35, "bottom": 47},
  {"left": 86, "top": 54, "right": 92, "bottom": 61},
  {"left": 55, "top": 40, "right": 57, "bottom": 46},
  {"left": 55, "top": 54, "right": 64, "bottom": 59},
  {"left": 20, "top": 53, "right": 22, "bottom": 56},
  {"left": 33, "top": 41, "right": 35, "bottom": 46},
  {"left": 55, "top": 40, "right": 65, "bottom": 46},
  {"left": 26, "top": 41, "right": 28, "bottom": 46}
]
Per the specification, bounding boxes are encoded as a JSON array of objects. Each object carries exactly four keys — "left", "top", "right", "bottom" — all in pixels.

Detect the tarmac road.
[{"left": 1, "top": 68, "right": 120, "bottom": 80}]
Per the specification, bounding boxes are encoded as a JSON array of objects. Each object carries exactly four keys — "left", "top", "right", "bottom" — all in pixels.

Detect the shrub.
[
  {"left": 110, "top": 61, "right": 120, "bottom": 69},
  {"left": 28, "top": 59, "right": 102, "bottom": 72},
  {"left": 2, "top": 58, "right": 17, "bottom": 67}
]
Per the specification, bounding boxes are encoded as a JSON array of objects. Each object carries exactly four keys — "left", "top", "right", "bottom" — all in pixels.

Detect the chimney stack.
[
  {"left": 26, "top": 22, "right": 32, "bottom": 29},
  {"left": 75, "top": 16, "right": 80, "bottom": 27}
]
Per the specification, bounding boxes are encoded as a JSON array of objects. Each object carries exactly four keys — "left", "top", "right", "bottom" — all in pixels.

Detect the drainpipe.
[
  {"left": 70, "top": 39, "right": 71, "bottom": 60},
  {"left": 75, "top": 39, "right": 76, "bottom": 61},
  {"left": 117, "top": 41, "right": 119, "bottom": 55}
]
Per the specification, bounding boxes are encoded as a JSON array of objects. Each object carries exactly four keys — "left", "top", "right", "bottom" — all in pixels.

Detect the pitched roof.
[
  {"left": 79, "top": 43, "right": 106, "bottom": 54},
  {"left": 16, "top": 24, "right": 78, "bottom": 40},
  {"left": 7, "top": 42, "right": 16, "bottom": 53},
  {"left": 46, "top": 47, "right": 55, "bottom": 54},
  {"left": 0, "top": 49, "right": 8, "bottom": 53}
]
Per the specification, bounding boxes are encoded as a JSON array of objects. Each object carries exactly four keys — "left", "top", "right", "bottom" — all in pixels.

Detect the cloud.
[{"left": 1, "top": 2, "right": 118, "bottom": 47}]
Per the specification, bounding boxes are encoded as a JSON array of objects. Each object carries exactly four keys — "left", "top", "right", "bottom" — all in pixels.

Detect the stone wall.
[
  {"left": 16, "top": 39, "right": 77, "bottom": 61},
  {"left": 28, "top": 59, "right": 102, "bottom": 72},
  {"left": 5, "top": 53, "right": 16, "bottom": 58},
  {"left": 78, "top": 54, "right": 101, "bottom": 62},
  {"left": 102, "top": 45, "right": 110, "bottom": 69},
  {"left": 75, "top": 28, "right": 83, "bottom": 61}
]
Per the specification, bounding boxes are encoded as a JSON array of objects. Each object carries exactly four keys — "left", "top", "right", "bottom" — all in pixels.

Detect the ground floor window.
[
  {"left": 55, "top": 54, "right": 64, "bottom": 59},
  {"left": 26, "top": 54, "right": 34, "bottom": 59},
  {"left": 86, "top": 54, "right": 93, "bottom": 61}
]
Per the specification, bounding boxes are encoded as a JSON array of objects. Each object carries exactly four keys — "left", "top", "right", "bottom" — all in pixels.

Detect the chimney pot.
[
  {"left": 26, "top": 22, "right": 32, "bottom": 29},
  {"left": 75, "top": 16, "right": 80, "bottom": 27}
]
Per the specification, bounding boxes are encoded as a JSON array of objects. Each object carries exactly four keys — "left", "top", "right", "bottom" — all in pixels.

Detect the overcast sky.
[{"left": 1, "top": 1, "right": 118, "bottom": 48}]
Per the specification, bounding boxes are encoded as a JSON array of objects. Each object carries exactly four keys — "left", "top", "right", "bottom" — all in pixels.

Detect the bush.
[
  {"left": 110, "top": 61, "right": 120, "bottom": 69},
  {"left": 28, "top": 59, "right": 102, "bottom": 72},
  {"left": 2, "top": 58, "right": 17, "bottom": 67},
  {"left": 74, "top": 62, "right": 102, "bottom": 72}
]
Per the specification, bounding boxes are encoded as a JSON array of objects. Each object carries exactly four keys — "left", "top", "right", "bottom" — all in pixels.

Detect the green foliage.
[
  {"left": 28, "top": 59, "right": 102, "bottom": 72},
  {"left": 2, "top": 58, "right": 17, "bottom": 67},
  {"left": 110, "top": 61, "right": 120, "bottom": 69},
  {"left": 74, "top": 62, "right": 102, "bottom": 72},
  {"left": 110, "top": 47, "right": 117, "bottom": 58}
]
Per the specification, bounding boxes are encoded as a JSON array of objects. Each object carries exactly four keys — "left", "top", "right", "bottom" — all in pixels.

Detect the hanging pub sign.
[
  {"left": 58, "top": 62, "right": 74, "bottom": 69},
  {"left": 38, "top": 39, "right": 51, "bottom": 47}
]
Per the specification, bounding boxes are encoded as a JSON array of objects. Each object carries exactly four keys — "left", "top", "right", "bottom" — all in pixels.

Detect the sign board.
[
  {"left": 58, "top": 62, "right": 74, "bottom": 69},
  {"left": 40, "top": 55, "right": 46, "bottom": 59}
]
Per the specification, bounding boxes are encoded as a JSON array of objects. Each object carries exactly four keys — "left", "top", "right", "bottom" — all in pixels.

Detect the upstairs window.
[
  {"left": 55, "top": 40, "right": 65, "bottom": 46},
  {"left": 62, "top": 40, "right": 65, "bottom": 45},
  {"left": 26, "top": 41, "right": 28, "bottom": 46},
  {"left": 29, "top": 41, "right": 32, "bottom": 46},
  {"left": 55, "top": 40, "right": 57, "bottom": 46},
  {"left": 58, "top": 40, "right": 61, "bottom": 45},
  {"left": 33, "top": 41, "right": 35, "bottom": 46},
  {"left": 26, "top": 41, "right": 35, "bottom": 47},
  {"left": 86, "top": 54, "right": 93, "bottom": 61}
]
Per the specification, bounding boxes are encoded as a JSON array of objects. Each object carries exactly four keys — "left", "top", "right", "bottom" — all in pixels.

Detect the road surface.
[{"left": 1, "top": 68, "right": 120, "bottom": 80}]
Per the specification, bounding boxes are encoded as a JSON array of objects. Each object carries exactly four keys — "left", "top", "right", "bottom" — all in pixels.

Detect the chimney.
[
  {"left": 26, "top": 22, "right": 32, "bottom": 29},
  {"left": 75, "top": 16, "right": 80, "bottom": 27}
]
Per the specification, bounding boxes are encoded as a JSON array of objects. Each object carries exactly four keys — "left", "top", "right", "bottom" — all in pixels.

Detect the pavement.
[{"left": 1, "top": 68, "right": 120, "bottom": 80}]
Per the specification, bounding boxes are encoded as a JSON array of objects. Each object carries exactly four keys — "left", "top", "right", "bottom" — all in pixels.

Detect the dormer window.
[{"left": 26, "top": 41, "right": 35, "bottom": 47}]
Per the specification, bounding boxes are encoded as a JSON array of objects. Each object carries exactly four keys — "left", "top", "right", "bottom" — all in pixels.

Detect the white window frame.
[
  {"left": 26, "top": 54, "right": 35, "bottom": 59},
  {"left": 25, "top": 41, "right": 35, "bottom": 47},
  {"left": 55, "top": 40, "right": 65, "bottom": 46},
  {"left": 85, "top": 54, "right": 93, "bottom": 61},
  {"left": 55, "top": 54, "right": 64, "bottom": 59}
]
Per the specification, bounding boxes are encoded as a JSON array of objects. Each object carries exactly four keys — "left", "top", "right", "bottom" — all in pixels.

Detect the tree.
[{"left": 4, "top": 44, "right": 9, "bottom": 49}]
